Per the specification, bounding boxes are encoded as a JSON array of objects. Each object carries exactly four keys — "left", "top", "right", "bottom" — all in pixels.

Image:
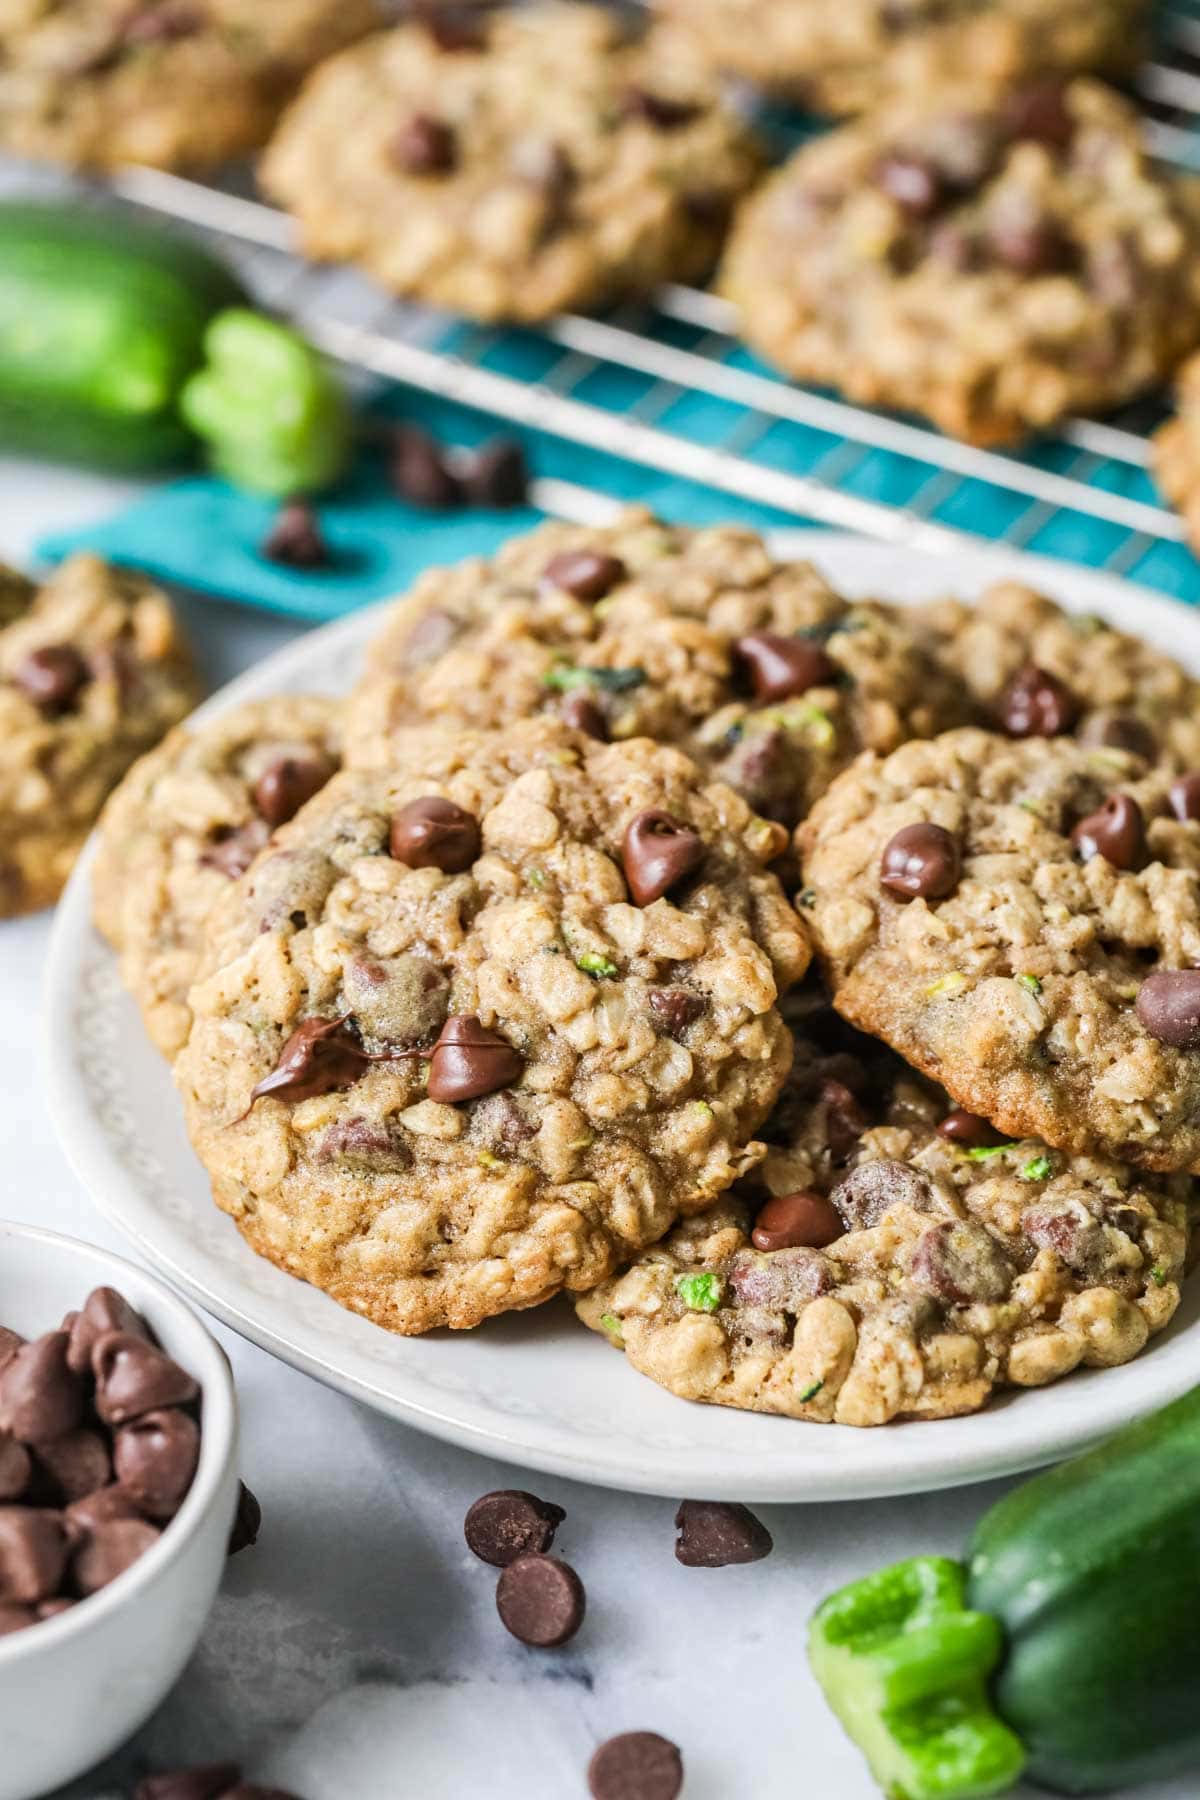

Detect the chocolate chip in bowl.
[{"left": 0, "top": 1223, "right": 238, "bottom": 1800}]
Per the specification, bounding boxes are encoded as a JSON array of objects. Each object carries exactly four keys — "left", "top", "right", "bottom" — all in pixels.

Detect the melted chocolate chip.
[
  {"left": 1170, "top": 773, "right": 1200, "bottom": 823},
  {"left": 465, "top": 1489, "right": 565, "bottom": 1567},
  {"left": 937, "top": 1107, "right": 1005, "bottom": 1148},
  {"left": 910, "top": 1219, "right": 1015, "bottom": 1305},
  {"left": 879, "top": 822, "right": 960, "bottom": 901},
  {"left": 390, "top": 425, "right": 464, "bottom": 508},
  {"left": 200, "top": 819, "right": 271, "bottom": 880},
  {"left": 254, "top": 753, "right": 335, "bottom": 829},
  {"left": 12, "top": 645, "right": 89, "bottom": 714},
  {"left": 727, "top": 1245, "right": 832, "bottom": 1310},
  {"left": 496, "top": 1553, "right": 585, "bottom": 1647},
  {"left": 393, "top": 112, "right": 458, "bottom": 174},
  {"left": 559, "top": 688, "right": 608, "bottom": 739},
  {"left": 246, "top": 1017, "right": 371, "bottom": 1109},
  {"left": 390, "top": 795, "right": 481, "bottom": 871},
  {"left": 648, "top": 987, "right": 704, "bottom": 1038},
  {"left": 588, "top": 1732, "right": 683, "bottom": 1800},
  {"left": 998, "top": 664, "right": 1079, "bottom": 737},
  {"left": 831, "top": 1159, "right": 932, "bottom": 1231},
  {"left": 621, "top": 810, "right": 705, "bottom": 907},
  {"left": 1137, "top": 970, "right": 1200, "bottom": 1048},
  {"left": 427, "top": 1014, "right": 523, "bottom": 1104},
  {"left": 262, "top": 502, "right": 328, "bottom": 569},
  {"left": 674, "top": 1499, "right": 772, "bottom": 1567},
  {"left": 542, "top": 549, "right": 627, "bottom": 602},
  {"left": 1071, "top": 794, "right": 1146, "bottom": 870},
  {"left": 751, "top": 1190, "right": 842, "bottom": 1252},
  {"left": 734, "top": 631, "right": 835, "bottom": 703}
]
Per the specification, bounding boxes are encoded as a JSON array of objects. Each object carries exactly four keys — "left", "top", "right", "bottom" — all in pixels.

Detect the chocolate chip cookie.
[
  {"left": 0, "top": 555, "right": 198, "bottom": 918},
  {"left": 259, "top": 4, "right": 762, "bottom": 324},
  {"left": 347, "top": 509, "right": 972, "bottom": 831},
  {"left": 652, "top": 0, "right": 1147, "bottom": 114},
  {"left": 799, "top": 727, "right": 1200, "bottom": 1170},
  {"left": 175, "top": 718, "right": 809, "bottom": 1333},
  {"left": 722, "top": 79, "right": 1200, "bottom": 446},
  {"left": 1154, "top": 350, "right": 1200, "bottom": 557},
  {"left": 93, "top": 696, "right": 342, "bottom": 1059},
  {"left": 578, "top": 1014, "right": 1193, "bottom": 1425},
  {"left": 0, "top": 0, "right": 383, "bottom": 172},
  {"left": 913, "top": 580, "right": 1200, "bottom": 770}
]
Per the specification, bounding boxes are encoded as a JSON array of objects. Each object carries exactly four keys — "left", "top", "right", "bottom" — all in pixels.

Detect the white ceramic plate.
[{"left": 42, "top": 533, "right": 1200, "bottom": 1500}]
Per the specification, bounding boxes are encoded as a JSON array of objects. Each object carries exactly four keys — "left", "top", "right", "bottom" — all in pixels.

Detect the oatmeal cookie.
[
  {"left": 1154, "top": 350, "right": 1200, "bottom": 557},
  {"left": 913, "top": 580, "right": 1200, "bottom": 769},
  {"left": 0, "top": 0, "right": 383, "bottom": 173},
  {"left": 652, "top": 0, "right": 1147, "bottom": 115},
  {"left": 94, "top": 695, "right": 342, "bottom": 1059},
  {"left": 347, "top": 508, "right": 972, "bottom": 830},
  {"left": 175, "top": 718, "right": 809, "bottom": 1334},
  {"left": 259, "top": 4, "right": 761, "bottom": 324},
  {"left": 0, "top": 554, "right": 198, "bottom": 917},
  {"left": 722, "top": 79, "right": 1200, "bottom": 446},
  {"left": 578, "top": 1016, "right": 1193, "bottom": 1425},
  {"left": 799, "top": 728, "right": 1200, "bottom": 1171}
]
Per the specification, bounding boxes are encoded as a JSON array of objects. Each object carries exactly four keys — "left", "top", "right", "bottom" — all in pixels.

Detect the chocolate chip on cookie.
[
  {"left": 622, "top": 811, "right": 705, "bottom": 906},
  {"left": 937, "top": 1107, "right": 1005, "bottom": 1148},
  {"left": 734, "top": 632, "right": 835, "bottom": 703},
  {"left": 879, "top": 822, "right": 960, "bottom": 901},
  {"left": 465, "top": 1489, "right": 566, "bottom": 1567},
  {"left": 998, "top": 664, "right": 1079, "bottom": 737},
  {"left": 543, "top": 549, "right": 627, "bottom": 602},
  {"left": 1071, "top": 794, "right": 1146, "bottom": 870},
  {"left": 247, "top": 1016, "right": 371, "bottom": 1109},
  {"left": 751, "top": 1190, "right": 841, "bottom": 1251},
  {"left": 832, "top": 1158, "right": 931, "bottom": 1231},
  {"left": 254, "top": 754, "right": 336, "bottom": 830},
  {"left": 393, "top": 111, "right": 458, "bottom": 174},
  {"left": 12, "top": 645, "right": 89, "bottom": 714},
  {"left": 1137, "top": 970, "right": 1200, "bottom": 1048},
  {"left": 1004, "top": 80, "right": 1075, "bottom": 149},
  {"left": 674, "top": 1499, "right": 772, "bottom": 1567},
  {"left": 390, "top": 796, "right": 481, "bottom": 871},
  {"left": 427, "top": 1014, "right": 524, "bottom": 1103},
  {"left": 200, "top": 820, "right": 272, "bottom": 880},
  {"left": 588, "top": 1731, "right": 684, "bottom": 1800},
  {"left": 1078, "top": 709, "right": 1157, "bottom": 760},
  {"left": 496, "top": 1552, "right": 585, "bottom": 1646},
  {"left": 559, "top": 688, "right": 608, "bottom": 740},
  {"left": 648, "top": 987, "right": 704, "bottom": 1038},
  {"left": 875, "top": 150, "right": 944, "bottom": 217},
  {"left": 1169, "top": 773, "right": 1200, "bottom": 823}
]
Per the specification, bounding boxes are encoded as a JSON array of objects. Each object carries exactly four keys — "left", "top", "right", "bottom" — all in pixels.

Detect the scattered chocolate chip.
[
  {"left": 114, "top": 1408, "right": 200, "bottom": 1521},
  {"left": 1071, "top": 794, "right": 1146, "bottom": 870},
  {"left": 0, "top": 1433, "right": 31, "bottom": 1502},
  {"left": 1078, "top": 710, "right": 1156, "bottom": 760},
  {"left": 588, "top": 1731, "right": 684, "bottom": 1800},
  {"left": 880, "top": 822, "right": 960, "bottom": 901},
  {"left": 1170, "top": 773, "right": 1200, "bottom": 823},
  {"left": 254, "top": 754, "right": 335, "bottom": 829},
  {"left": 228, "top": 1479, "right": 262, "bottom": 1555},
  {"left": 465, "top": 1489, "right": 565, "bottom": 1567},
  {"left": 937, "top": 1107, "right": 1005, "bottom": 1148},
  {"left": 199, "top": 819, "right": 271, "bottom": 880},
  {"left": 621, "top": 87, "right": 700, "bottom": 129},
  {"left": 496, "top": 1552, "right": 585, "bottom": 1647},
  {"left": 621, "top": 810, "right": 705, "bottom": 907},
  {"left": 390, "top": 796, "right": 480, "bottom": 871},
  {"left": 34, "top": 1428, "right": 111, "bottom": 1504},
  {"left": 1004, "top": 80, "right": 1074, "bottom": 148},
  {"left": 0, "top": 1508, "right": 69, "bottom": 1603},
  {"left": 463, "top": 438, "right": 528, "bottom": 508},
  {"left": 246, "top": 1016, "right": 371, "bottom": 1109},
  {"left": 648, "top": 987, "right": 704, "bottom": 1038},
  {"left": 73, "top": 1515, "right": 162, "bottom": 1595},
  {"left": 91, "top": 1332, "right": 199, "bottom": 1427},
  {"left": 427, "top": 1014, "right": 524, "bottom": 1104},
  {"left": 674, "top": 1499, "right": 772, "bottom": 1568},
  {"left": 390, "top": 425, "right": 464, "bottom": 508},
  {"left": 263, "top": 502, "right": 328, "bottom": 570},
  {"left": 1137, "top": 970, "right": 1200, "bottom": 1048},
  {"left": 875, "top": 151, "right": 945, "bottom": 217},
  {"left": 987, "top": 212, "right": 1074, "bottom": 276},
  {"left": 559, "top": 688, "right": 608, "bottom": 739},
  {"left": 66, "top": 1287, "right": 149, "bottom": 1376},
  {"left": 727, "top": 1245, "right": 832, "bottom": 1309},
  {"left": 542, "top": 548, "right": 627, "bottom": 602},
  {"left": 134, "top": 1765, "right": 243, "bottom": 1800},
  {"left": 998, "top": 663, "right": 1078, "bottom": 737},
  {"left": 0, "top": 1332, "right": 85, "bottom": 1444},
  {"left": 734, "top": 631, "right": 835, "bottom": 703},
  {"left": 910, "top": 1219, "right": 1015, "bottom": 1305},
  {"left": 12, "top": 645, "right": 89, "bottom": 714},
  {"left": 832, "top": 1159, "right": 932, "bottom": 1231},
  {"left": 393, "top": 111, "right": 458, "bottom": 174},
  {"left": 751, "top": 1190, "right": 842, "bottom": 1252}
]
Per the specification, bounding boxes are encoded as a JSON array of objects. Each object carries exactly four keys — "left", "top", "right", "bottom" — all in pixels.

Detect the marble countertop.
[{"left": 2, "top": 463, "right": 1190, "bottom": 1800}]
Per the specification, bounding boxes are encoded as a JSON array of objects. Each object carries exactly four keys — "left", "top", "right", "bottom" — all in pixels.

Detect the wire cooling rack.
[{"left": 54, "top": 0, "right": 1200, "bottom": 595}]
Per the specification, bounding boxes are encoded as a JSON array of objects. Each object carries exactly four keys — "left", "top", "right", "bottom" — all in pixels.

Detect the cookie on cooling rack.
[
  {"left": 1153, "top": 350, "right": 1200, "bottom": 557},
  {"left": 798, "top": 726, "right": 1200, "bottom": 1171},
  {"left": 578, "top": 1012, "right": 1193, "bottom": 1426},
  {"left": 0, "top": 554, "right": 198, "bottom": 918},
  {"left": 258, "top": 3, "right": 762, "bottom": 324},
  {"left": 345, "top": 507, "right": 973, "bottom": 831},
  {"left": 94, "top": 695, "right": 342, "bottom": 1059},
  {"left": 651, "top": 0, "right": 1147, "bottom": 114},
  {"left": 722, "top": 78, "right": 1200, "bottom": 446},
  {"left": 0, "top": 0, "right": 383, "bottom": 172},
  {"left": 174, "top": 717, "right": 809, "bottom": 1334}
]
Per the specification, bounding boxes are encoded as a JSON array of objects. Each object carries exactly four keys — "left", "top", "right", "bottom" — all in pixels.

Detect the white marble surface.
[{"left": 1, "top": 467, "right": 1187, "bottom": 1800}]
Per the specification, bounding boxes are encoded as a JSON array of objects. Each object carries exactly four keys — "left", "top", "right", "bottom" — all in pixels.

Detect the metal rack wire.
[{"left": 49, "top": 1, "right": 1200, "bottom": 593}]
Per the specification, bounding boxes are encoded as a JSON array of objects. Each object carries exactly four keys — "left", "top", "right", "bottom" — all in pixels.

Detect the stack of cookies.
[{"left": 95, "top": 508, "right": 1200, "bottom": 1428}]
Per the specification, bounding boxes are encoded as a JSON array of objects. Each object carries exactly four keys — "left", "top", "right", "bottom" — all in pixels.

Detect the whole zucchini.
[{"left": 0, "top": 200, "right": 246, "bottom": 470}]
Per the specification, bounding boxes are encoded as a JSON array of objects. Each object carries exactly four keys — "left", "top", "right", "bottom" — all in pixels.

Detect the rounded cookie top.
[
  {"left": 93, "top": 695, "right": 343, "bottom": 1060},
  {"left": 0, "top": 553, "right": 198, "bottom": 917},
  {"left": 347, "top": 508, "right": 972, "bottom": 829},
  {"left": 651, "top": 0, "right": 1146, "bottom": 114},
  {"left": 176, "top": 718, "right": 810, "bottom": 1334},
  {"left": 0, "top": 0, "right": 383, "bottom": 172},
  {"left": 578, "top": 1010, "right": 1193, "bottom": 1425},
  {"left": 913, "top": 580, "right": 1200, "bottom": 769},
  {"left": 799, "top": 727, "right": 1200, "bottom": 1169},
  {"left": 259, "top": 4, "right": 761, "bottom": 323},
  {"left": 721, "top": 78, "right": 1200, "bottom": 445}
]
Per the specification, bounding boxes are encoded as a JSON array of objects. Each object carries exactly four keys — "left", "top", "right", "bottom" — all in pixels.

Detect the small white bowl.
[{"left": 0, "top": 1222, "right": 239, "bottom": 1800}]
